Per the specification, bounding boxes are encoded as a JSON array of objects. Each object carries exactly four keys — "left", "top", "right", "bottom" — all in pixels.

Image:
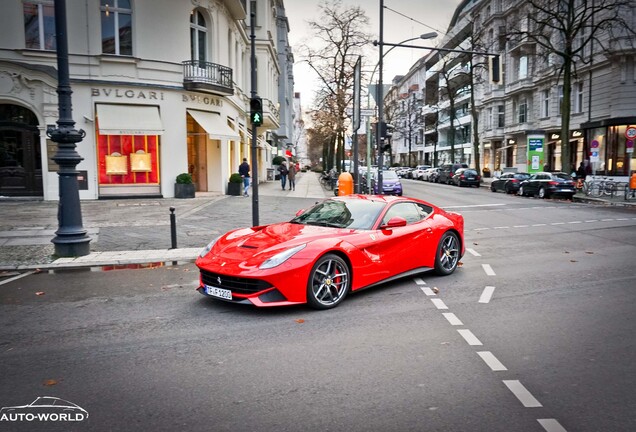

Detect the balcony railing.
[{"left": 183, "top": 60, "right": 234, "bottom": 95}]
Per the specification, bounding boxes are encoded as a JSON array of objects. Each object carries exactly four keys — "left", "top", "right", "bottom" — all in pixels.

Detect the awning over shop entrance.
[
  {"left": 187, "top": 110, "right": 239, "bottom": 140},
  {"left": 96, "top": 104, "right": 164, "bottom": 135}
]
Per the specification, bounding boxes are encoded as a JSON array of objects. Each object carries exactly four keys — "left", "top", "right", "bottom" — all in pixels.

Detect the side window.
[
  {"left": 24, "top": 1, "right": 56, "bottom": 50},
  {"left": 101, "top": 0, "right": 133, "bottom": 56},
  {"left": 381, "top": 203, "right": 426, "bottom": 226}
]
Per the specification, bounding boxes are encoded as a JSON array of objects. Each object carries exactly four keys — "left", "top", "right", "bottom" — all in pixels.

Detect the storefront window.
[{"left": 97, "top": 134, "right": 159, "bottom": 185}]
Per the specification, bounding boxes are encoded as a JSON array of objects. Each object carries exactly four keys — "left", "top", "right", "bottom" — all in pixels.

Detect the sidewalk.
[{"left": 0, "top": 171, "right": 330, "bottom": 271}]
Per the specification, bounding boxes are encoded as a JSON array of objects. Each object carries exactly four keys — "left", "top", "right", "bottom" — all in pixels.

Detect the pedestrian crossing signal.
[{"left": 250, "top": 97, "right": 263, "bottom": 126}]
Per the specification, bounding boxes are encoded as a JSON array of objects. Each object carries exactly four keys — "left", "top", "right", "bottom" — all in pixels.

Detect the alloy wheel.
[{"left": 307, "top": 254, "right": 350, "bottom": 309}]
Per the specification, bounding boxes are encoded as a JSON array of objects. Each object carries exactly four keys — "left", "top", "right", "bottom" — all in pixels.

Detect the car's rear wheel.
[
  {"left": 538, "top": 186, "right": 547, "bottom": 199},
  {"left": 519, "top": 185, "right": 526, "bottom": 197},
  {"left": 491, "top": 184, "right": 497, "bottom": 192},
  {"left": 505, "top": 184, "right": 513, "bottom": 194},
  {"left": 434, "top": 232, "right": 460, "bottom": 276},
  {"left": 307, "top": 254, "right": 350, "bottom": 309}
]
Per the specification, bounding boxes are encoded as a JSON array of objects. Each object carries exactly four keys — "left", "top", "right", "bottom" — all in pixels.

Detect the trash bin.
[
  {"left": 267, "top": 168, "right": 274, "bottom": 181},
  {"left": 337, "top": 172, "right": 354, "bottom": 196}
]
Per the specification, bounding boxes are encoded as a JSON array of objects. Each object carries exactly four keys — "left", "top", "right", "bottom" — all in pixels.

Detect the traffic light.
[
  {"left": 250, "top": 97, "right": 263, "bottom": 126},
  {"left": 489, "top": 55, "right": 501, "bottom": 84},
  {"left": 378, "top": 121, "right": 394, "bottom": 139}
]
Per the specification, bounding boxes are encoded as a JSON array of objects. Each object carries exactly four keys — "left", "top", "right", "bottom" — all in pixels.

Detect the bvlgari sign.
[{"left": 90, "top": 88, "right": 224, "bottom": 107}]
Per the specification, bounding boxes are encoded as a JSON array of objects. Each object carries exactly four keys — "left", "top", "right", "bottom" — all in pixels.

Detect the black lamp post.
[{"left": 47, "top": 0, "right": 91, "bottom": 257}]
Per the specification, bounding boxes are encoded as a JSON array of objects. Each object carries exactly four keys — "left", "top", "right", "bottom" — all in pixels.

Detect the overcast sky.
[{"left": 285, "top": 0, "right": 463, "bottom": 108}]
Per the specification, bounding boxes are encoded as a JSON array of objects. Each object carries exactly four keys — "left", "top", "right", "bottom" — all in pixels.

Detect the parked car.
[
  {"left": 518, "top": 172, "right": 576, "bottom": 199},
  {"left": 452, "top": 168, "right": 481, "bottom": 187},
  {"left": 196, "top": 195, "right": 465, "bottom": 309},
  {"left": 438, "top": 163, "right": 468, "bottom": 184},
  {"left": 362, "top": 169, "right": 403, "bottom": 196},
  {"left": 490, "top": 172, "right": 531, "bottom": 194},
  {"left": 395, "top": 166, "right": 412, "bottom": 178},
  {"left": 421, "top": 167, "right": 439, "bottom": 182},
  {"left": 411, "top": 165, "right": 431, "bottom": 180}
]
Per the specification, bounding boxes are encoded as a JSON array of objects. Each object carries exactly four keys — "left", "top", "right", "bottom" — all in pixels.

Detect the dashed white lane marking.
[
  {"left": 479, "top": 286, "right": 496, "bottom": 303},
  {"left": 457, "top": 329, "right": 483, "bottom": 346},
  {"left": 413, "top": 278, "right": 426, "bottom": 285},
  {"left": 584, "top": 220, "right": 598, "bottom": 222},
  {"left": 551, "top": 222, "right": 565, "bottom": 225},
  {"left": 474, "top": 227, "right": 491, "bottom": 231},
  {"left": 532, "top": 223, "right": 547, "bottom": 227},
  {"left": 443, "top": 203, "right": 507, "bottom": 209},
  {"left": 466, "top": 248, "right": 481, "bottom": 256},
  {"left": 477, "top": 351, "right": 507, "bottom": 371},
  {"left": 421, "top": 287, "right": 436, "bottom": 296},
  {"left": 442, "top": 312, "right": 463, "bottom": 326},
  {"left": 503, "top": 380, "right": 543, "bottom": 408},
  {"left": 493, "top": 226, "right": 509, "bottom": 229},
  {"left": 513, "top": 225, "right": 529, "bottom": 228},
  {"left": 601, "top": 218, "right": 614, "bottom": 221},
  {"left": 0, "top": 270, "right": 36, "bottom": 286},
  {"left": 430, "top": 298, "right": 448, "bottom": 309},
  {"left": 616, "top": 218, "right": 629, "bottom": 221},
  {"left": 482, "top": 264, "right": 496, "bottom": 276},
  {"left": 568, "top": 221, "right": 582, "bottom": 224},
  {"left": 537, "top": 418, "right": 568, "bottom": 432}
]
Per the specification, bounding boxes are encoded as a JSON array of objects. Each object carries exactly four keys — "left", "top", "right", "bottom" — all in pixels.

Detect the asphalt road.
[{"left": 1, "top": 180, "right": 635, "bottom": 432}]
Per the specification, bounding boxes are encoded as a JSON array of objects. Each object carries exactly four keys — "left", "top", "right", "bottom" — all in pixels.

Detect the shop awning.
[
  {"left": 187, "top": 110, "right": 239, "bottom": 140},
  {"left": 96, "top": 104, "right": 164, "bottom": 135}
]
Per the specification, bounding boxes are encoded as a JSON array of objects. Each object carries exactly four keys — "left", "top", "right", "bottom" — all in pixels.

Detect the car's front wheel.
[
  {"left": 307, "top": 254, "right": 350, "bottom": 309},
  {"left": 434, "top": 232, "right": 460, "bottom": 276}
]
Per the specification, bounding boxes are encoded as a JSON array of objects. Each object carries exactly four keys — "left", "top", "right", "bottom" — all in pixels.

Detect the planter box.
[
  {"left": 175, "top": 183, "right": 195, "bottom": 198},
  {"left": 227, "top": 182, "right": 242, "bottom": 196}
]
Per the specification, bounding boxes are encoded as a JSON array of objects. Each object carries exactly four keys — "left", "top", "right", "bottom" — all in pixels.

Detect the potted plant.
[
  {"left": 227, "top": 172, "right": 243, "bottom": 196},
  {"left": 175, "top": 173, "right": 195, "bottom": 198}
]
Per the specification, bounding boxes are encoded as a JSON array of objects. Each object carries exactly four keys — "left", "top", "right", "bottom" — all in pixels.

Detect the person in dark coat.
[
  {"left": 278, "top": 161, "right": 288, "bottom": 190},
  {"left": 239, "top": 158, "right": 250, "bottom": 197}
]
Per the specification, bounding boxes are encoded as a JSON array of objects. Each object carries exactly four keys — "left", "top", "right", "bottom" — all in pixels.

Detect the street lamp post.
[
  {"left": 372, "top": 10, "right": 437, "bottom": 193},
  {"left": 48, "top": 0, "right": 91, "bottom": 257}
]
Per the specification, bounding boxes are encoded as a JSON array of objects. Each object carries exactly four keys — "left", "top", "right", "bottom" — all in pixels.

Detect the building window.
[
  {"left": 497, "top": 104, "right": 505, "bottom": 127},
  {"left": 541, "top": 89, "right": 550, "bottom": 118},
  {"left": 518, "top": 98, "right": 528, "bottom": 123},
  {"left": 518, "top": 56, "right": 528, "bottom": 79},
  {"left": 190, "top": 10, "right": 207, "bottom": 65},
  {"left": 575, "top": 82, "right": 584, "bottom": 113},
  {"left": 101, "top": 0, "right": 132, "bottom": 56},
  {"left": 486, "top": 107, "right": 493, "bottom": 130},
  {"left": 23, "top": 1, "right": 56, "bottom": 50}
]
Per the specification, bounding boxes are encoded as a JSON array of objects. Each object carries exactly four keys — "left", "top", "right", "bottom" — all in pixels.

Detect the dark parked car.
[
  {"left": 452, "top": 168, "right": 481, "bottom": 187},
  {"left": 490, "top": 172, "right": 531, "bottom": 194},
  {"left": 438, "top": 163, "right": 468, "bottom": 184},
  {"left": 518, "top": 172, "right": 576, "bottom": 199}
]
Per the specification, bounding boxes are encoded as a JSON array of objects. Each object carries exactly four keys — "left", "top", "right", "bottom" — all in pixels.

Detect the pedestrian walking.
[
  {"left": 288, "top": 162, "right": 296, "bottom": 191},
  {"left": 278, "top": 161, "right": 288, "bottom": 190},
  {"left": 238, "top": 157, "right": 250, "bottom": 197}
]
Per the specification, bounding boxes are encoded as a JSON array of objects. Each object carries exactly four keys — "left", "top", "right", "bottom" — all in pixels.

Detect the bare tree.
[
  {"left": 514, "top": 0, "right": 636, "bottom": 175},
  {"left": 297, "top": 0, "right": 371, "bottom": 171}
]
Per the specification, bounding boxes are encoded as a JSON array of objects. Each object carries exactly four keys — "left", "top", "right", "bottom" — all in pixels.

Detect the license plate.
[{"left": 205, "top": 285, "right": 232, "bottom": 300}]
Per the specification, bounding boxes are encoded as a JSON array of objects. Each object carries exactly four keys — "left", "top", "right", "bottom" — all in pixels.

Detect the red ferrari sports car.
[{"left": 196, "top": 195, "right": 464, "bottom": 309}]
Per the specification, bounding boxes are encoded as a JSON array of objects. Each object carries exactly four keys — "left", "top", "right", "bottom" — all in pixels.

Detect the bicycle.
[{"left": 587, "top": 177, "right": 617, "bottom": 197}]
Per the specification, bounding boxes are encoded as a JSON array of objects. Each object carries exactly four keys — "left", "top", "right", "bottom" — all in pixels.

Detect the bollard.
[
  {"left": 169, "top": 207, "right": 177, "bottom": 249},
  {"left": 337, "top": 172, "right": 354, "bottom": 196}
]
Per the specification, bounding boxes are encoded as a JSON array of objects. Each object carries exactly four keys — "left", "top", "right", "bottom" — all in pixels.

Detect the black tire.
[
  {"left": 519, "top": 185, "right": 526, "bottom": 197},
  {"left": 538, "top": 187, "right": 547, "bottom": 199},
  {"left": 306, "top": 254, "right": 350, "bottom": 310},
  {"left": 490, "top": 184, "right": 497, "bottom": 192},
  {"left": 434, "top": 232, "right": 460, "bottom": 276},
  {"left": 505, "top": 184, "right": 513, "bottom": 194}
]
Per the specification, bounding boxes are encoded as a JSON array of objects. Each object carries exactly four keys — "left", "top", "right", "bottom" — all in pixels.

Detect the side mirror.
[{"left": 381, "top": 216, "right": 407, "bottom": 229}]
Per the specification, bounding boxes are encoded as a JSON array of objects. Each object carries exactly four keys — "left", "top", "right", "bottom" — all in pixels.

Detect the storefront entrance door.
[{"left": 0, "top": 104, "right": 43, "bottom": 196}]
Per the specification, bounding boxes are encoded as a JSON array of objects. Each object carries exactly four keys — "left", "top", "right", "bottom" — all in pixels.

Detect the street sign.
[{"left": 625, "top": 126, "right": 636, "bottom": 140}]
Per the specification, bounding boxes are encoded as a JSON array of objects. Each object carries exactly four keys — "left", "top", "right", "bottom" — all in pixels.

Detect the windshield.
[
  {"left": 383, "top": 171, "right": 399, "bottom": 180},
  {"left": 290, "top": 199, "right": 386, "bottom": 230}
]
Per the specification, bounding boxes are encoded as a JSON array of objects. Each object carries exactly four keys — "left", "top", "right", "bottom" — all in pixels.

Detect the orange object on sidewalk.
[
  {"left": 337, "top": 172, "right": 354, "bottom": 196},
  {"left": 630, "top": 172, "right": 636, "bottom": 189}
]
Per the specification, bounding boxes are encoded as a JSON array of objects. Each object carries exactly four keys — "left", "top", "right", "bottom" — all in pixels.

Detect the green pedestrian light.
[{"left": 250, "top": 97, "right": 263, "bottom": 126}]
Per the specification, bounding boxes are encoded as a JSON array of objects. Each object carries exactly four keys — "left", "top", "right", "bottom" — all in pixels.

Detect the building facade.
[
  {"left": 386, "top": 0, "right": 636, "bottom": 177},
  {"left": 0, "top": 0, "right": 292, "bottom": 200}
]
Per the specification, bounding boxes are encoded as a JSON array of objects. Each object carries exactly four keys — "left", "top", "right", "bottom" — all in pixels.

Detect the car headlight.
[
  {"left": 199, "top": 237, "right": 219, "bottom": 258},
  {"left": 260, "top": 244, "right": 307, "bottom": 270}
]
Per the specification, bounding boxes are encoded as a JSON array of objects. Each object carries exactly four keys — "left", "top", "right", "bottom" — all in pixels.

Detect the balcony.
[{"left": 183, "top": 60, "right": 234, "bottom": 96}]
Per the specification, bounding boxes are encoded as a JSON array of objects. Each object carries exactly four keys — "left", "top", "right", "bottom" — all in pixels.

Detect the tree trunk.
[{"left": 561, "top": 56, "right": 573, "bottom": 175}]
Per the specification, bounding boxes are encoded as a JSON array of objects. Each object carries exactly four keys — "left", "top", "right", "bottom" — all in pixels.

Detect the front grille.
[{"left": 200, "top": 270, "right": 272, "bottom": 295}]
